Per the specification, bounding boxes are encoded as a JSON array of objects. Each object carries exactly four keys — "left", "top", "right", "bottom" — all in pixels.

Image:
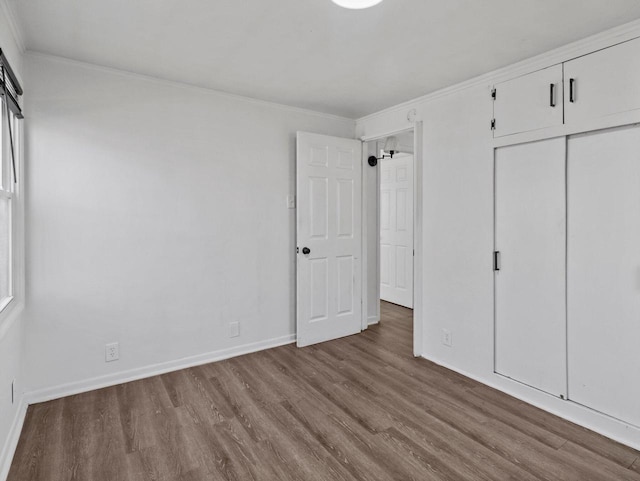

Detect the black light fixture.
[{"left": 368, "top": 136, "right": 400, "bottom": 167}]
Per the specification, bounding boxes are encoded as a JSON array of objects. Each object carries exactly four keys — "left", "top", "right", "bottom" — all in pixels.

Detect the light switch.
[{"left": 287, "top": 194, "right": 296, "bottom": 209}]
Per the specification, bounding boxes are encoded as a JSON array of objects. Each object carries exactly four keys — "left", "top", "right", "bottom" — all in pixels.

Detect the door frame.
[{"left": 360, "top": 122, "right": 424, "bottom": 357}]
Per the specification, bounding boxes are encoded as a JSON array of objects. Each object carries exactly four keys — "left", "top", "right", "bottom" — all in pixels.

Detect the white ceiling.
[{"left": 10, "top": 0, "right": 640, "bottom": 118}]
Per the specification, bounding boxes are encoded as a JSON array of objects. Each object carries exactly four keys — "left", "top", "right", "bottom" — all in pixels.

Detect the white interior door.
[
  {"left": 567, "top": 125, "right": 640, "bottom": 427},
  {"left": 495, "top": 138, "right": 567, "bottom": 397},
  {"left": 296, "top": 132, "right": 362, "bottom": 347},
  {"left": 380, "top": 154, "right": 414, "bottom": 308}
]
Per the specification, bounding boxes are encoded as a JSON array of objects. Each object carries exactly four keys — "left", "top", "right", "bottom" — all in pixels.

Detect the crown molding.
[
  {"left": 25, "top": 51, "right": 356, "bottom": 125},
  {"left": 357, "top": 18, "right": 640, "bottom": 125},
  {"left": 0, "top": 0, "right": 25, "bottom": 53}
]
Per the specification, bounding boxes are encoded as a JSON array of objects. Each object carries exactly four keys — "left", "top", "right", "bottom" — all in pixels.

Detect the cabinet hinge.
[
  {"left": 491, "top": 119, "right": 496, "bottom": 130},
  {"left": 491, "top": 88, "right": 496, "bottom": 100}
]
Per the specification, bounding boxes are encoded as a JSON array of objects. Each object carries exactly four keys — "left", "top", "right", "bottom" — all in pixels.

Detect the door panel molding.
[{"left": 297, "top": 132, "right": 362, "bottom": 347}]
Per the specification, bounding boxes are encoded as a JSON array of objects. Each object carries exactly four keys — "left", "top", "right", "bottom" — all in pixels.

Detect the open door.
[
  {"left": 380, "top": 153, "right": 414, "bottom": 308},
  {"left": 296, "top": 132, "right": 362, "bottom": 347}
]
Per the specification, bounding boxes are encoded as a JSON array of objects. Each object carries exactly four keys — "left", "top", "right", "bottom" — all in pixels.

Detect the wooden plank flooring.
[{"left": 8, "top": 301, "right": 640, "bottom": 480}]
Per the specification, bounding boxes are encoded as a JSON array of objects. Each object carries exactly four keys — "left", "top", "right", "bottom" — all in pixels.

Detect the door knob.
[{"left": 302, "top": 247, "right": 311, "bottom": 255}]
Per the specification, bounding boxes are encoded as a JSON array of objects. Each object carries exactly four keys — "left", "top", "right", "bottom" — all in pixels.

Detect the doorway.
[
  {"left": 362, "top": 127, "right": 419, "bottom": 355},
  {"left": 295, "top": 126, "right": 422, "bottom": 355},
  {"left": 380, "top": 150, "right": 414, "bottom": 308}
]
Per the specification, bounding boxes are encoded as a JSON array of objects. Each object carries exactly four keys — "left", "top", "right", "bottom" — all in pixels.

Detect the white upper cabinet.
[
  {"left": 493, "top": 36, "right": 640, "bottom": 137},
  {"left": 492, "top": 65, "right": 563, "bottom": 138},
  {"left": 564, "top": 37, "right": 640, "bottom": 125}
]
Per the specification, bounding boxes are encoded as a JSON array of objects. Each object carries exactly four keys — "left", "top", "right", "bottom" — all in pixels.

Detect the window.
[
  {"left": 0, "top": 99, "right": 16, "bottom": 309},
  {"left": 0, "top": 50, "right": 22, "bottom": 313}
]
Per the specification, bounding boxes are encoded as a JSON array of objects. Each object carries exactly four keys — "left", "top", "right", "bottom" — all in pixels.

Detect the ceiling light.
[{"left": 332, "top": 0, "right": 384, "bottom": 9}]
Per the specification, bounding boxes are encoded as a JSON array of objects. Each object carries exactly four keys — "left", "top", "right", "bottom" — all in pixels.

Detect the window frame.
[{"left": 0, "top": 95, "right": 17, "bottom": 315}]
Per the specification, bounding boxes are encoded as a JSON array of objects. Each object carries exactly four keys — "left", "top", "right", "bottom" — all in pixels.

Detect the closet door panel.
[
  {"left": 568, "top": 125, "right": 640, "bottom": 427},
  {"left": 495, "top": 138, "right": 567, "bottom": 397}
]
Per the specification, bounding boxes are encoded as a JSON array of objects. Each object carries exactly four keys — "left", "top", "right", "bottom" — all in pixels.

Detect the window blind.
[{"left": 0, "top": 48, "right": 23, "bottom": 119}]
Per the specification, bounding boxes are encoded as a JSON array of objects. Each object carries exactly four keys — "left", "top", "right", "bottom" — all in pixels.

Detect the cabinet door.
[
  {"left": 495, "top": 138, "right": 566, "bottom": 397},
  {"left": 567, "top": 125, "right": 640, "bottom": 427},
  {"left": 564, "top": 37, "right": 640, "bottom": 124},
  {"left": 493, "top": 65, "right": 563, "bottom": 138}
]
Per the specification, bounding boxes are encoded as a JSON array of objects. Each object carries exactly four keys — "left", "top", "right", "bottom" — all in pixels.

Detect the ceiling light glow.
[{"left": 332, "top": 0, "right": 384, "bottom": 9}]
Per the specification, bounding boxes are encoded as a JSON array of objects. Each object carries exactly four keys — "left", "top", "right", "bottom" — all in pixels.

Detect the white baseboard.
[
  {"left": 422, "top": 355, "right": 640, "bottom": 452},
  {"left": 0, "top": 395, "right": 27, "bottom": 481},
  {"left": 25, "top": 334, "right": 296, "bottom": 405},
  {"left": 368, "top": 314, "right": 380, "bottom": 326}
]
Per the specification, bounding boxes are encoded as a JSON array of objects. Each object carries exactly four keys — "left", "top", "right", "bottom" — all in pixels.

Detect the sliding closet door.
[
  {"left": 495, "top": 138, "right": 567, "bottom": 397},
  {"left": 568, "top": 125, "right": 640, "bottom": 427}
]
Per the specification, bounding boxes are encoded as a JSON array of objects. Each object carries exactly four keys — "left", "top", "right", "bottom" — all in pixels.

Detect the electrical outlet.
[
  {"left": 442, "top": 329, "right": 453, "bottom": 347},
  {"left": 228, "top": 321, "right": 240, "bottom": 338},
  {"left": 105, "top": 342, "right": 119, "bottom": 362}
]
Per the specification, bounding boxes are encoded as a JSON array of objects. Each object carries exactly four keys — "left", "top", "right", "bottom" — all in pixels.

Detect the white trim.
[
  {"left": 367, "top": 315, "right": 380, "bottom": 326},
  {"left": 412, "top": 121, "right": 424, "bottom": 357},
  {"left": 422, "top": 354, "right": 640, "bottom": 452},
  {"left": 360, "top": 139, "right": 381, "bottom": 331},
  {"left": 357, "top": 19, "right": 640, "bottom": 125},
  {"left": 0, "top": 0, "right": 25, "bottom": 54},
  {"left": 360, "top": 125, "right": 419, "bottom": 142},
  {"left": 0, "top": 296, "right": 13, "bottom": 315},
  {"left": 361, "top": 143, "right": 369, "bottom": 331},
  {"left": 492, "top": 109, "right": 640, "bottom": 148},
  {"left": 25, "top": 334, "right": 296, "bottom": 404},
  {"left": 25, "top": 51, "right": 356, "bottom": 125},
  {"left": 0, "top": 394, "right": 27, "bottom": 481}
]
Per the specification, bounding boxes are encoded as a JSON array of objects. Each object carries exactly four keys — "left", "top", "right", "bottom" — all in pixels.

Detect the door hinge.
[
  {"left": 493, "top": 251, "right": 500, "bottom": 271},
  {"left": 491, "top": 119, "right": 496, "bottom": 130},
  {"left": 296, "top": 246, "right": 299, "bottom": 254},
  {"left": 491, "top": 88, "right": 496, "bottom": 100}
]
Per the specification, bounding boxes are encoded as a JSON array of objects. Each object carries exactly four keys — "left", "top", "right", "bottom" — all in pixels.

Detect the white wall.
[
  {"left": 356, "top": 36, "right": 640, "bottom": 450},
  {"left": 0, "top": 3, "right": 26, "bottom": 479},
  {"left": 420, "top": 88, "right": 494, "bottom": 373},
  {"left": 358, "top": 84, "right": 495, "bottom": 377},
  {"left": 0, "top": 3, "right": 22, "bottom": 80},
  {"left": 23, "top": 53, "right": 355, "bottom": 398}
]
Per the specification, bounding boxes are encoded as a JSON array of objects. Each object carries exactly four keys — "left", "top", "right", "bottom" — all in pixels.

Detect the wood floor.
[{"left": 8, "top": 302, "right": 640, "bottom": 481}]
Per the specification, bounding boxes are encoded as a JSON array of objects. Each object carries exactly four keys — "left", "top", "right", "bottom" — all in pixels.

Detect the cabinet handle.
[
  {"left": 569, "top": 78, "right": 576, "bottom": 103},
  {"left": 550, "top": 83, "right": 556, "bottom": 107}
]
